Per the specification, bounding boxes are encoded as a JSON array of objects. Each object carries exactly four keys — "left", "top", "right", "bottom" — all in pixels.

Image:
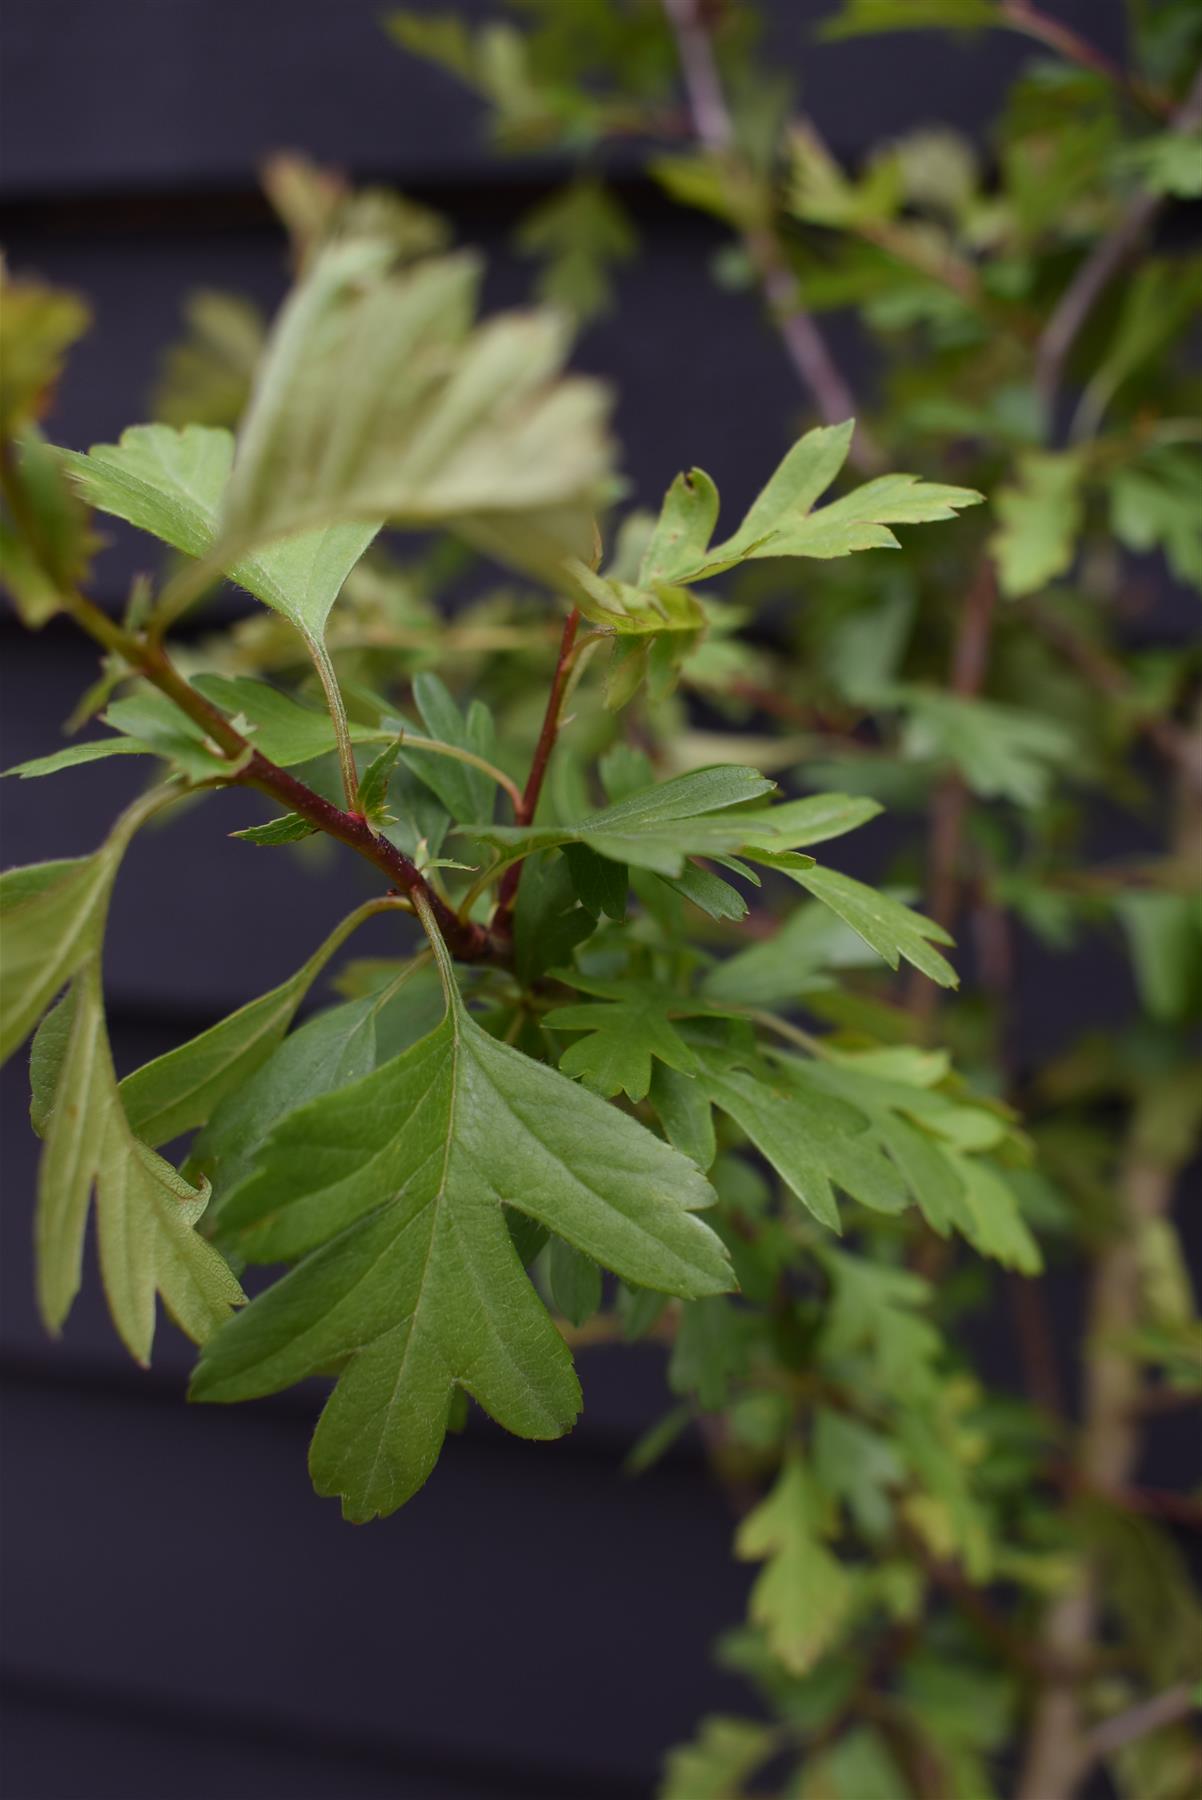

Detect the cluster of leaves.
[
  {"left": 3, "top": 2, "right": 1201, "bottom": 1796},
  {"left": 372, "top": 3, "right": 1202, "bottom": 1795}
]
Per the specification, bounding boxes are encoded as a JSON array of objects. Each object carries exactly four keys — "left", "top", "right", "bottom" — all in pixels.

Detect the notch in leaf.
[{"left": 192, "top": 899, "right": 734, "bottom": 1519}]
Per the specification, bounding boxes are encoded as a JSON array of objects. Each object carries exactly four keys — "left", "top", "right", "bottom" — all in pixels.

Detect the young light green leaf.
[
  {"left": 217, "top": 241, "right": 612, "bottom": 581},
  {"left": 1, "top": 787, "right": 171, "bottom": 1067},
  {"left": 638, "top": 468, "right": 721, "bottom": 585},
  {"left": 588, "top": 428, "right": 979, "bottom": 610},
  {"left": 659, "top": 425, "right": 981, "bottom": 582},
  {"left": 356, "top": 740, "right": 403, "bottom": 823},
  {"left": 700, "top": 422, "right": 856, "bottom": 569},
  {"left": 752, "top": 471, "right": 983, "bottom": 563},
  {"left": 1, "top": 856, "right": 115, "bottom": 1064},
  {"left": 566, "top": 562, "right": 706, "bottom": 636},
  {"left": 947, "top": 1155, "right": 1042, "bottom": 1274},
  {"left": 63, "top": 423, "right": 381, "bottom": 639},
  {"left": 989, "top": 451, "right": 1084, "bottom": 597},
  {"left": 660, "top": 1717, "right": 779, "bottom": 1800},
  {"left": 735, "top": 1453, "right": 853, "bottom": 1675},
  {"left": 36, "top": 964, "right": 243, "bottom": 1363},
  {"left": 0, "top": 272, "right": 91, "bottom": 438},
  {"left": 192, "top": 926, "right": 732, "bottom": 1519}
]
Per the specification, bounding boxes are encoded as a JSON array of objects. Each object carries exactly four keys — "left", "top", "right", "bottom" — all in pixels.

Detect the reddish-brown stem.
[
  {"left": 493, "top": 606, "right": 581, "bottom": 931},
  {"left": 516, "top": 606, "right": 581, "bottom": 829},
  {"left": 48, "top": 585, "right": 493, "bottom": 963}
]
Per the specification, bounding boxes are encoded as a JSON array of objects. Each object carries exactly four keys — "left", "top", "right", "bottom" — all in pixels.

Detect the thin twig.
[
  {"left": 1026, "top": 604, "right": 1202, "bottom": 791},
  {"left": 999, "top": 3, "right": 1173, "bottom": 117},
  {"left": 1035, "top": 61, "right": 1202, "bottom": 413},
  {"left": 1083, "top": 1684, "right": 1198, "bottom": 1761},
  {"left": 30, "top": 576, "right": 495, "bottom": 963},
  {"left": 493, "top": 605, "right": 581, "bottom": 932},
  {"left": 1016, "top": 1136, "right": 1190, "bottom": 1800},
  {"left": 907, "top": 559, "right": 999, "bottom": 1025},
  {"left": 661, "top": 0, "right": 881, "bottom": 470},
  {"left": 515, "top": 606, "right": 582, "bottom": 828}
]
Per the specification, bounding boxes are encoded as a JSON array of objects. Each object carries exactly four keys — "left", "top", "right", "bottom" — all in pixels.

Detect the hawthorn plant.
[{"left": 3, "top": 1, "right": 1201, "bottom": 1796}]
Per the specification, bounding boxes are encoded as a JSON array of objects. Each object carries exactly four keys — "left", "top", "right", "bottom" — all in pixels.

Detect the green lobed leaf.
[
  {"left": 588, "top": 427, "right": 981, "bottom": 614},
  {"left": 515, "top": 178, "right": 637, "bottom": 323},
  {"left": 35, "top": 964, "right": 243, "bottom": 1363},
  {"left": 545, "top": 976, "right": 712, "bottom": 1103},
  {"left": 694, "top": 1044, "right": 905, "bottom": 1232},
  {"left": 735, "top": 1453, "right": 853, "bottom": 1675},
  {"left": 703, "top": 896, "right": 885, "bottom": 1007},
  {"left": 192, "top": 914, "right": 733, "bottom": 1519},
  {"left": 0, "top": 788, "right": 171, "bottom": 1067},
  {"left": 989, "top": 451, "right": 1084, "bottom": 597},
  {"left": 216, "top": 240, "right": 613, "bottom": 582},
  {"left": 463, "top": 765, "right": 790, "bottom": 876},
  {"left": 63, "top": 422, "right": 381, "bottom": 640},
  {"left": 190, "top": 673, "right": 381, "bottom": 766},
  {"left": 511, "top": 849, "right": 596, "bottom": 986},
  {"left": 896, "top": 687, "right": 1077, "bottom": 807},
  {"left": 668, "top": 1295, "right": 749, "bottom": 1411},
  {"left": 197, "top": 962, "right": 445, "bottom": 1229},
  {"left": 402, "top": 673, "right": 496, "bottom": 824},
  {"left": 0, "top": 273, "right": 91, "bottom": 438},
  {"left": 660, "top": 1716, "right": 779, "bottom": 1800},
  {"left": 758, "top": 857, "right": 958, "bottom": 988},
  {"left": 546, "top": 1237, "right": 603, "bottom": 1328}
]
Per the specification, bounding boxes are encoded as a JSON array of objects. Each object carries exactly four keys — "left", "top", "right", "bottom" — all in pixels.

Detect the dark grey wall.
[{"left": 2, "top": 5, "right": 1185, "bottom": 1799}]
